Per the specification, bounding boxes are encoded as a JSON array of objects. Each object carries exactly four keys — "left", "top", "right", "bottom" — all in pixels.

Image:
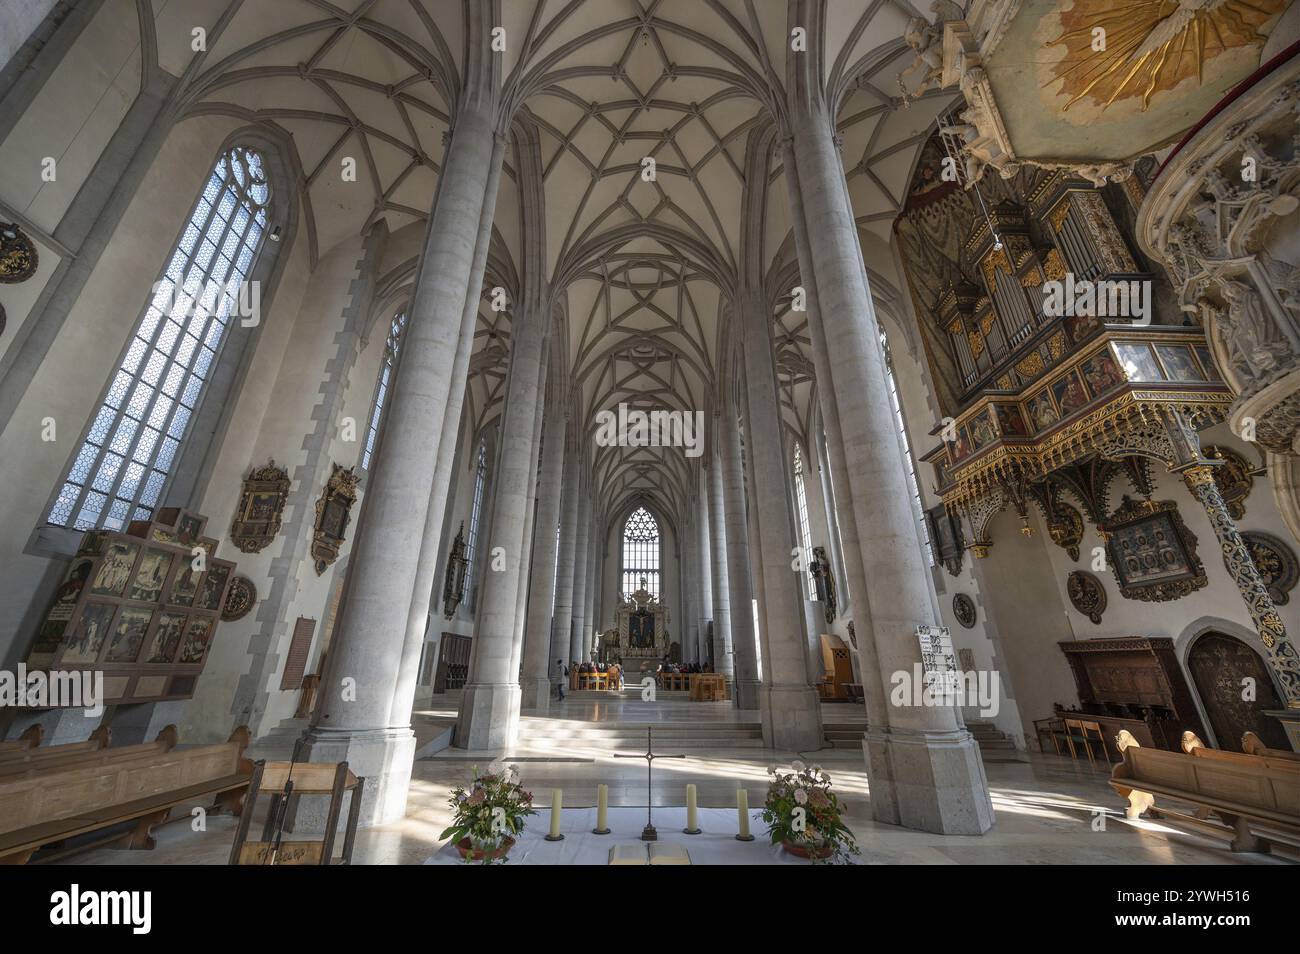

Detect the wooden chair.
[
  {"left": 1033, "top": 717, "right": 1069, "bottom": 755},
  {"left": 1062, "top": 718, "right": 1108, "bottom": 766}
]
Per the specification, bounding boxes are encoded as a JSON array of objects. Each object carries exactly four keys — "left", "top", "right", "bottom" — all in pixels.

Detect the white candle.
[
  {"left": 736, "top": 787, "right": 753, "bottom": 840},
  {"left": 685, "top": 783, "right": 699, "bottom": 833},
  {"left": 548, "top": 789, "right": 563, "bottom": 839},
  {"left": 595, "top": 783, "right": 609, "bottom": 833}
]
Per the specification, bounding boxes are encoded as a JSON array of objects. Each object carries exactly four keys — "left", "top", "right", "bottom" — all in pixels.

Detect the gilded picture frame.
[
  {"left": 230, "top": 460, "right": 289, "bottom": 553},
  {"left": 312, "top": 464, "right": 360, "bottom": 575},
  {"left": 1100, "top": 497, "right": 1207, "bottom": 603}
]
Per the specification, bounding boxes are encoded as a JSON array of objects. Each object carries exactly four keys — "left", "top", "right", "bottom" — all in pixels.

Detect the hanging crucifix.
[{"left": 613, "top": 726, "right": 685, "bottom": 841}]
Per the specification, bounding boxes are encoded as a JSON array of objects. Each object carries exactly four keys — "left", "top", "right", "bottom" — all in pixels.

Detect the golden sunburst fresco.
[{"left": 1045, "top": 0, "right": 1286, "bottom": 112}]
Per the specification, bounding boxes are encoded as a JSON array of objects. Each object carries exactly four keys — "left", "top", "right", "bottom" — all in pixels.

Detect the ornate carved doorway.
[{"left": 1186, "top": 631, "right": 1289, "bottom": 751}]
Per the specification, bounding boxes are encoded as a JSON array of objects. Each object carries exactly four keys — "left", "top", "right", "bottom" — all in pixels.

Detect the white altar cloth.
[{"left": 423, "top": 807, "right": 858, "bottom": 865}]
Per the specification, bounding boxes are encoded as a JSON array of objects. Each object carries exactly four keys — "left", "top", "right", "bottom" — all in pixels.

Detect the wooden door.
[{"left": 1186, "top": 632, "right": 1289, "bottom": 751}]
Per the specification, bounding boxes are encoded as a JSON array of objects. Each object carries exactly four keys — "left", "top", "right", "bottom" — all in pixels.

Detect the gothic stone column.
[
  {"left": 695, "top": 479, "right": 714, "bottom": 666},
  {"left": 780, "top": 136, "right": 899, "bottom": 825},
  {"left": 569, "top": 483, "right": 591, "bottom": 666},
  {"left": 551, "top": 446, "right": 580, "bottom": 678},
  {"left": 389, "top": 132, "right": 506, "bottom": 730},
  {"left": 304, "top": 105, "right": 500, "bottom": 825},
  {"left": 785, "top": 109, "right": 992, "bottom": 834},
  {"left": 722, "top": 404, "right": 761, "bottom": 707},
  {"left": 456, "top": 298, "right": 549, "bottom": 749},
  {"left": 707, "top": 440, "right": 735, "bottom": 679},
  {"left": 521, "top": 410, "right": 567, "bottom": 709},
  {"left": 737, "top": 287, "right": 823, "bottom": 750}
]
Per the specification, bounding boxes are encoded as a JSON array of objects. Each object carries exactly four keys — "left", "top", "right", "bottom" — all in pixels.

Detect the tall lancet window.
[
  {"left": 621, "top": 506, "right": 661, "bottom": 600},
  {"left": 463, "top": 439, "right": 488, "bottom": 599},
  {"left": 48, "top": 146, "right": 271, "bottom": 530},
  {"left": 793, "top": 442, "right": 815, "bottom": 596},
  {"left": 360, "top": 310, "right": 407, "bottom": 471},
  {"left": 881, "top": 331, "right": 934, "bottom": 566}
]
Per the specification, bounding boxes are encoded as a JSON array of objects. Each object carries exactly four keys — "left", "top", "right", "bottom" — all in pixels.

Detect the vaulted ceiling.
[{"left": 155, "top": 0, "right": 955, "bottom": 532}]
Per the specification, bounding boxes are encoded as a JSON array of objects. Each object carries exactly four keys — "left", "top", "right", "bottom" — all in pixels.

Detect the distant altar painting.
[{"left": 605, "top": 576, "right": 670, "bottom": 663}]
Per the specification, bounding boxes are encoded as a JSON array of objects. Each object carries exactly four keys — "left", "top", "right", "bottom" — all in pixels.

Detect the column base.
[
  {"left": 733, "top": 679, "right": 762, "bottom": 711},
  {"left": 294, "top": 725, "right": 416, "bottom": 829},
  {"left": 760, "top": 684, "right": 824, "bottom": 751},
  {"left": 519, "top": 677, "right": 553, "bottom": 712},
  {"left": 863, "top": 726, "right": 994, "bottom": 834},
  {"left": 455, "top": 682, "right": 521, "bottom": 750},
  {"left": 861, "top": 730, "right": 901, "bottom": 826}
]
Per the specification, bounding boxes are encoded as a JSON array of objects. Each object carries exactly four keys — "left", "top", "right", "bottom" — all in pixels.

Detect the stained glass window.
[
  {"left": 48, "top": 146, "right": 271, "bottom": 530},
  {"left": 360, "top": 311, "right": 407, "bottom": 471},
  {"left": 621, "top": 506, "right": 660, "bottom": 599}
]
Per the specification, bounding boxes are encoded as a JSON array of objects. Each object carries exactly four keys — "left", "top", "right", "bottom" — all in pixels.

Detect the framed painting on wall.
[{"left": 1100, "top": 497, "right": 1207, "bottom": 603}]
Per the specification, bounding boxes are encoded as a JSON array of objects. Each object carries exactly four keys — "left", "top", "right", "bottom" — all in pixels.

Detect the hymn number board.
[
  {"left": 916, "top": 624, "right": 960, "bottom": 695},
  {"left": 27, "top": 508, "right": 237, "bottom": 705}
]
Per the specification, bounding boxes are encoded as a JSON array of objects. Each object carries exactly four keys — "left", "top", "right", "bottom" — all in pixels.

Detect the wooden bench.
[
  {"left": 0, "top": 726, "right": 253, "bottom": 865},
  {"left": 0, "top": 726, "right": 172, "bottom": 779},
  {"left": 1110, "top": 729, "right": 1300, "bottom": 853},
  {"left": 0, "top": 724, "right": 44, "bottom": 753},
  {"left": 1242, "top": 730, "right": 1300, "bottom": 762},
  {"left": 0, "top": 726, "right": 114, "bottom": 772},
  {"left": 658, "top": 672, "right": 690, "bottom": 692}
]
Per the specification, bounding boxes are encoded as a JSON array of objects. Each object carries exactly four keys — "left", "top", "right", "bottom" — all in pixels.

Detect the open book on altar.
[{"left": 608, "top": 843, "right": 691, "bottom": 865}]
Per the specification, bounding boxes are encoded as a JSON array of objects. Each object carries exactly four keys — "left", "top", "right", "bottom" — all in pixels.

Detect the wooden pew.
[
  {"left": 0, "top": 726, "right": 168, "bottom": 778},
  {"left": 0, "top": 726, "right": 253, "bottom": 865},
  {"left": 1242, "top": 730, "right": 1300, "bottom": 762},
  {"left": 0, "top": 724, "right": 44, "bottom": 753},
  {"left": 1110, "top": 729, "right": 1300, "bottom": 853},
  {"left": 0, "top": 726, "right": 113, "bottom": 771}
]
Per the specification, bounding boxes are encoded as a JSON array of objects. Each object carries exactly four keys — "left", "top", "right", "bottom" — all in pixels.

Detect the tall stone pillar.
[
  {"left": 520, "top": 409, "right": 567, "bottom": 709},
  {"left": 785, "top": 108, "right": 992, "bottom": 833},
  {"left": 456, "top": 296, "right": 550, "bottom": 749},
  {"left": 735, "top": 287, "right": 823, "bottom": 750},
  {"left": 680, "top": 498, "right": 698, "bottom": 665},
  {"left": 695, "top": 479, "right": 714, "bottom": 666},
  {"left": 508, "top": 384, "right": 548, "bottom": 681},
  {"left": 582, "top": 515, "right": 598, "bottom": 657},
  {"left": 570, "top": 485, "right": 591, "bottom": 665},
  {"left": 707, "top": 442, "right": 735, "bottom": 678},
  {"left": 389, "top": 133, "right": 506, "bottom": 731},
  {"left": 780, "top": 136, "right": 895, "bottom": 821},
  {"left": 722, "top": 404, "right": 761, "bottom": 708},
  {"left": 551, "top": 447, "right": 580, "bottom": 677},
  {"left": 304, "top": 104, "right": 500, "bottom": 825}
]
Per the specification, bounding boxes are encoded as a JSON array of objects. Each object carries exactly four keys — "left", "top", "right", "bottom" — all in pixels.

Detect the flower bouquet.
[
  {"left": 440, "top": 763, "right": 536, "bottom": 864},
  {"left": 760, "top": 760, "right": 859, "bottom": 864}
]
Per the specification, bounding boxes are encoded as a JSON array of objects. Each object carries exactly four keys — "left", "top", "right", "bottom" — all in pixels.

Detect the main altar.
[{"left": 602, "top": 577, "right": 670, "bottom": 668}]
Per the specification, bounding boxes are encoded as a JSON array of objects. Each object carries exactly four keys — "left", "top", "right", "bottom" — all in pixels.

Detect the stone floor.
[{"left": 52, "top": 699, "right": 1293, "bottom": 865}]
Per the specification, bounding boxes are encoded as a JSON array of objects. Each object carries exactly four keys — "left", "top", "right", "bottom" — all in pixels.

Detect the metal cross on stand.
[{"left": 613, "top": 726, "right": 685, "bottom": 841}]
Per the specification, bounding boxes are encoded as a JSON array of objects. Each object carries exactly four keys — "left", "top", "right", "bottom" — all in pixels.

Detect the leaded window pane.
[
  {"left": 47, "top": 145, "right": 271, "bottom": 528},
  {"left": 621, "top": 506, "right": 661, "bottom": 600}
]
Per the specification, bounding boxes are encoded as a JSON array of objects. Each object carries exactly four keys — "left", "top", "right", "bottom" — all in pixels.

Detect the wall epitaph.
[
  {"left": 312, "top": 464, "right": 360, "bottom": 575},
  {"left": 230, "top": 461, "right": 289, "bottom": 553}
]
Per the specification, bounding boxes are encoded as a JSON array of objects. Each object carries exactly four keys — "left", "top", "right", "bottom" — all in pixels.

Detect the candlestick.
[
  {"left": 593, "top": 783, "right": 610, "bottom": 834},
  {"left": 545, "top": 788, "right": 564, "bottom": 841},
  {"left": 684, "top": 783, "right": 700, "bottom": 834},
  {"left": 735, "top": 787, "right": 754, "bottom": 841}
]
